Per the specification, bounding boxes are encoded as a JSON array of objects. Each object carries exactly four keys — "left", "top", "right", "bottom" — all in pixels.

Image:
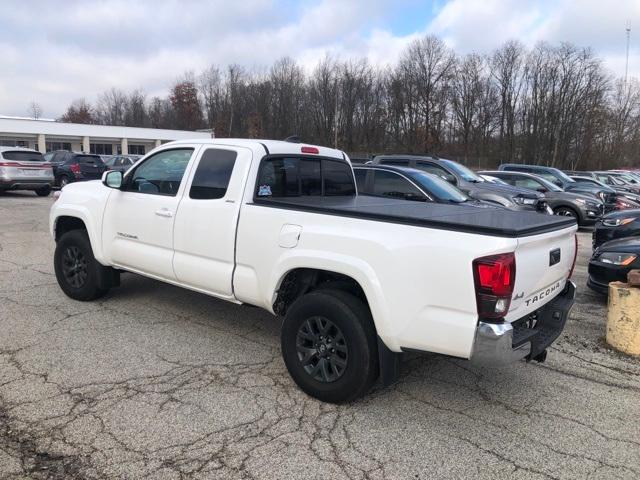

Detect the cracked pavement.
[{"left": 1, "top": 191, "right": 639, "bottom": 480}]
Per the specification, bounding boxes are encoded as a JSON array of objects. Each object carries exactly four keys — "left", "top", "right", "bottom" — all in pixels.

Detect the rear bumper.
[
  {"left": 0, "top": 179, "right": 53, "bottom": 190},
  {"left": 470, "top": 281, "right": 576, "bottom": 367}
]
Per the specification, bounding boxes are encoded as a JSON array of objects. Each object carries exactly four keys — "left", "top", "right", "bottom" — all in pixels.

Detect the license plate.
[{"left": 19, "top": 169, "right": 47, "bottom": 176}]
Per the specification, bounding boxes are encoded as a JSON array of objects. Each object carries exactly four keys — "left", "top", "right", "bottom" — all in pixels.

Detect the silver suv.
[{"left": 0, "top": 147, "right": 54, "bottom": 196}]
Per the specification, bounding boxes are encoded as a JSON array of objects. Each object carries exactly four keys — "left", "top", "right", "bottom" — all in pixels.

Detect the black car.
[
  {"left": 104, "top": 155, "right": 140, "bottom": 173},
  {"left": 353, "top": 165, "right": 496, "bottom": 207},
  {"left": 587, "top": 237, "right": 640, "bottom": 294},
  {"left": 46, "top": 151, "right": 107, "bottom": 188},
  {"left": 570, "top": 176, "right": 640, "bottom": 209},
  {"left": 371, "top": 155, "right": 547, "bottom": 212},
  {"left": 480, "top": 170, "right": 603, "bottom": 225},
  {"left": 592, "top": 209, "right": 640, "bottom": 249},
  {"left": 499, "top": 163, "right": 617, "bottom": 208}
]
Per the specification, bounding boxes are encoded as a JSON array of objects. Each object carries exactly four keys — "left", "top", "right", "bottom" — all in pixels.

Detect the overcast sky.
[{"left": 1, "top": 0, "right": 639, "bottom": 118}]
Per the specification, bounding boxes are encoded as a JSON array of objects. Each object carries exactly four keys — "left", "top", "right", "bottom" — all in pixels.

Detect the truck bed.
[{"left": 253, "top": 196, "right": 576, "bottom": 237}]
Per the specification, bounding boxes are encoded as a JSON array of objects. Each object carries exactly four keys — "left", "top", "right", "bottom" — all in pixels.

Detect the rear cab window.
[{"left": 255, "top": 156, "right": 354, "bottom": 199}]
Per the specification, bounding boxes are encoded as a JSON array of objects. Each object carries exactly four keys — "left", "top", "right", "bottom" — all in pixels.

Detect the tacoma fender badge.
[{"left": 117, "top": 232, "right": 138, "bottom": 240}]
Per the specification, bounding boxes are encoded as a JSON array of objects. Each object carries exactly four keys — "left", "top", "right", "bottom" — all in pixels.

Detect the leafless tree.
[{"left": 28, "top": 101, "right": 42, "bottom": 120}]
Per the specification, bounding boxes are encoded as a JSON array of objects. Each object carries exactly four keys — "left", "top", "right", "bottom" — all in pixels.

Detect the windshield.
[
  {"left": 535, "top": 176, "right": 564, "bottom": 192},
  {"left": 553, "top": 168, "right": 575, "bottom": 183},
  {"left": 439, "top": 159, "right": 483, "bottom": 182},
  {"left": 410, "top": 171, "right": 469, "bottom": 203},
  {"left": 1, "top": 150, "right": 44, "bottom": 162}
]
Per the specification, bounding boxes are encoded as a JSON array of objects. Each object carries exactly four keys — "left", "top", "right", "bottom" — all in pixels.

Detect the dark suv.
[
  {"left": 46, "top": 151, "right": 107, "bottom": 188},
  {"left": 371, "top": 155, "right": 547, "bottom": 212},
  {"left": 481, "top": 170, "right": 604, "bottom": 225},
  {"left": 499, "top": 163, "right": 617, "bottom": 209}
]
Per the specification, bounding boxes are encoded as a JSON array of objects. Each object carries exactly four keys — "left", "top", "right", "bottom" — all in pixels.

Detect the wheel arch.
[
  {"left": 51, "top": 207, "right": 106, "bottom": 264},
  {"left": 269, "top": 261, "right": 390, "bottom": 343}
]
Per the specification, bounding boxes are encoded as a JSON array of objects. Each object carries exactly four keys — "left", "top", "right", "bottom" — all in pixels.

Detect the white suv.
[{"left": 0, "top": 147, "right": 54, "bottom": 196}]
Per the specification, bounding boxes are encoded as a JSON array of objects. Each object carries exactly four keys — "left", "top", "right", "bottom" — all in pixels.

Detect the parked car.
[
  {"left": 480, "top": 170, "right": 603, "bottom": 225},
  {"left": 587, "top": 237, "right": 640, "bottom": 294},
  {"left": 371, "top": 155, "right": 548, "bottom": 212},
  {"left": 50, "top": 139, "right": 578, "bottom": 403},
  {"left": 592, "top": 171, "right": 640, "bottom": 194},
  {"left": 0, "top": 147, "right": 54, "bottom": 196},
  {"left": 104, "top": 155, "right": 140, "bottom": 173},
  {"left": 499, "top": 163, "right": 617, "bottom": 208},
  {"left": 570, "top": 176, "right": 640, "bottom": 209},
  {"left": 592, "top": 209, "right": 640, "bottom": 249},
  {"left": 47, "top": 152, "right": 107, "bottom": 188},
  {"left": 353, "top": 165, "right": 497, "bottom": 207}
]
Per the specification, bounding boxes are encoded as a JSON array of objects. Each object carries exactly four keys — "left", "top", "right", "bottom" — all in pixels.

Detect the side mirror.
[
  {"left": 102, "top": 170, "right": 122, "bottom": 189},
  {"left": 537, "top": 187, "right": 547, "bottom": 193}
]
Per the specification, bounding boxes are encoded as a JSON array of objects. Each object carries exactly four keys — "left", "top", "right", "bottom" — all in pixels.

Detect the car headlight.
[
  {"left": 597, "top": 252, "right": 637, "bottom": 265},
  {"left": 575, "top": 198, "right": 586, "bottom": 205},
  {"left": 602, "top": 217, "right": 636, "bottom": 227},
  {"left": 513, "top": 196, "right": 536, "bottom": 205}
]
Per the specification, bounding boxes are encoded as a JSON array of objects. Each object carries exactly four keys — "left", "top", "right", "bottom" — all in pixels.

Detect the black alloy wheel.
[
  {"left": 61, "top": 245, "right": 88, "bottom": 288},
  {"left": 296, "top": 316, "right": 348, "bottom": 383},
  {"left": 54, "top": 229, "right": 109, "bottom": 301}
]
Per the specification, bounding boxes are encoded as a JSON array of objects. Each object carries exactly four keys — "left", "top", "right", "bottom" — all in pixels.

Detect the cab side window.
[
  {"left": 189, "top": 149, "right": 237, "bottom": 200},
  {"left": 354, "top": 169, "right": 368, "bottom": 192},
  {"left": 125, "top": 148, "right": 193, "bottom": 196}
]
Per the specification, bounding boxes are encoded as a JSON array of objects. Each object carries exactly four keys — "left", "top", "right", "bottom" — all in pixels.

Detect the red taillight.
[
  {"left": 0, "top": 161, "right": 20, "bottom": 167},
  {"left": 473, "top": 253, "right": 516, "bottom": 319},
  {"left": 301, "top": 146, "right": 319, "bottom": 154},
  {"left": 568, "top": 234, "right": 578, "bottom": 279},
  {"left": 70, "top": 163, "right": 81, "bottom": 175}
]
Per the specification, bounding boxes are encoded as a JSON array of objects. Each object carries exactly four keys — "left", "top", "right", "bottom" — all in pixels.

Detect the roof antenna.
[{"left": 284, "top": 135, "right": 301, "bottom": 143}]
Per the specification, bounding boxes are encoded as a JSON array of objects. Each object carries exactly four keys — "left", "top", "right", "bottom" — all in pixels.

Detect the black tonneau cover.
[{"left": 253, "top": 196, "right": 576, "bottom": 237}]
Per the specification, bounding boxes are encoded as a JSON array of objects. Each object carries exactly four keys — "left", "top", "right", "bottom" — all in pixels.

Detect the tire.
[
  {"left": 58, "top": 175, "right": 70, "bottom": 188},
  {"left": 281, "top": 289, "right": 378, "bottom": 403},
  {"left": 554, "top": 206, "right": 579, "bottom": 220},
  {"left": 54, "top": 230, "right": 108, "bottom": 301},
  {"left": 35, "top": 185, "right": 51, "bottom": 197}
]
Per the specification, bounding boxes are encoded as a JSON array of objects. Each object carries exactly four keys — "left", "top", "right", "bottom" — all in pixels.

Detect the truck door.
[
  {"left": 172, "top": 146, "right": 252, "bottom": 299},
  {"left": 102, "top": 147, "right": 196, "bottom": 280}
]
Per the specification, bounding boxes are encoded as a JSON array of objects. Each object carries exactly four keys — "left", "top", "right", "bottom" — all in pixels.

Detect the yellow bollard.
[{"left": 607, "top": 282, "right": 640, "bottom": 356}]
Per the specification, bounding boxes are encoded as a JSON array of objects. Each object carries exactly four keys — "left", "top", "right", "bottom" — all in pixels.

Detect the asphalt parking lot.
[{"left": 1, "top": 192, "right": 639, "bottom": 480}]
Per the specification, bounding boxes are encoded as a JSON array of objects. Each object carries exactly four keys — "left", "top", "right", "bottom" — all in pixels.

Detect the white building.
[{"left": 0, "top": 117, "right": 211, "bottom": 155}]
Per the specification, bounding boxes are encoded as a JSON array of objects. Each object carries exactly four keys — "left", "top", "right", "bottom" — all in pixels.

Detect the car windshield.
[
  {"left": 535, "top": 176, "right": 564, "bottom": 192},
  {"left": 439, "top": 159, "right": 483, "bottom": 182},
  {"left": 2, "top": 150, "right": 44, "bottom": 162},
  {"left": 409, "top": 171, "right": 469, "bottom": 203},
  {"left": 553, "top": 168, "right": 575, "bottom": 183}
]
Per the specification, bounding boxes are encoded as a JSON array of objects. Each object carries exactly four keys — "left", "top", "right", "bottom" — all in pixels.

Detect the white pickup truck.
[{"left": 50, "top": 139, "right": 578, "bottom": 403}]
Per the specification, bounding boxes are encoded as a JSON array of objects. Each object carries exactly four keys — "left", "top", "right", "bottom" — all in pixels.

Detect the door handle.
[{"left": 155, "top": 208, "right": 173, "bottom": 218}]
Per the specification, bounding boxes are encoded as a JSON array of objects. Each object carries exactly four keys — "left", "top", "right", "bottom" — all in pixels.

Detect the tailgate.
[{"left": 505, "top": 225, "right": 577, "bottom": 322}]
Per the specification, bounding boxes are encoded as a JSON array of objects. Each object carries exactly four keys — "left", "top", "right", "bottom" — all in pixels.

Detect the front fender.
[{"left": 50, "top": 182, "right": 110, "bottom": 265}]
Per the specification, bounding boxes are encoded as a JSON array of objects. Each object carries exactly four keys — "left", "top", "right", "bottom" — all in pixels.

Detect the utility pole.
[{"left": 625, "top": 21, "right": 631, "bottom": 85}]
